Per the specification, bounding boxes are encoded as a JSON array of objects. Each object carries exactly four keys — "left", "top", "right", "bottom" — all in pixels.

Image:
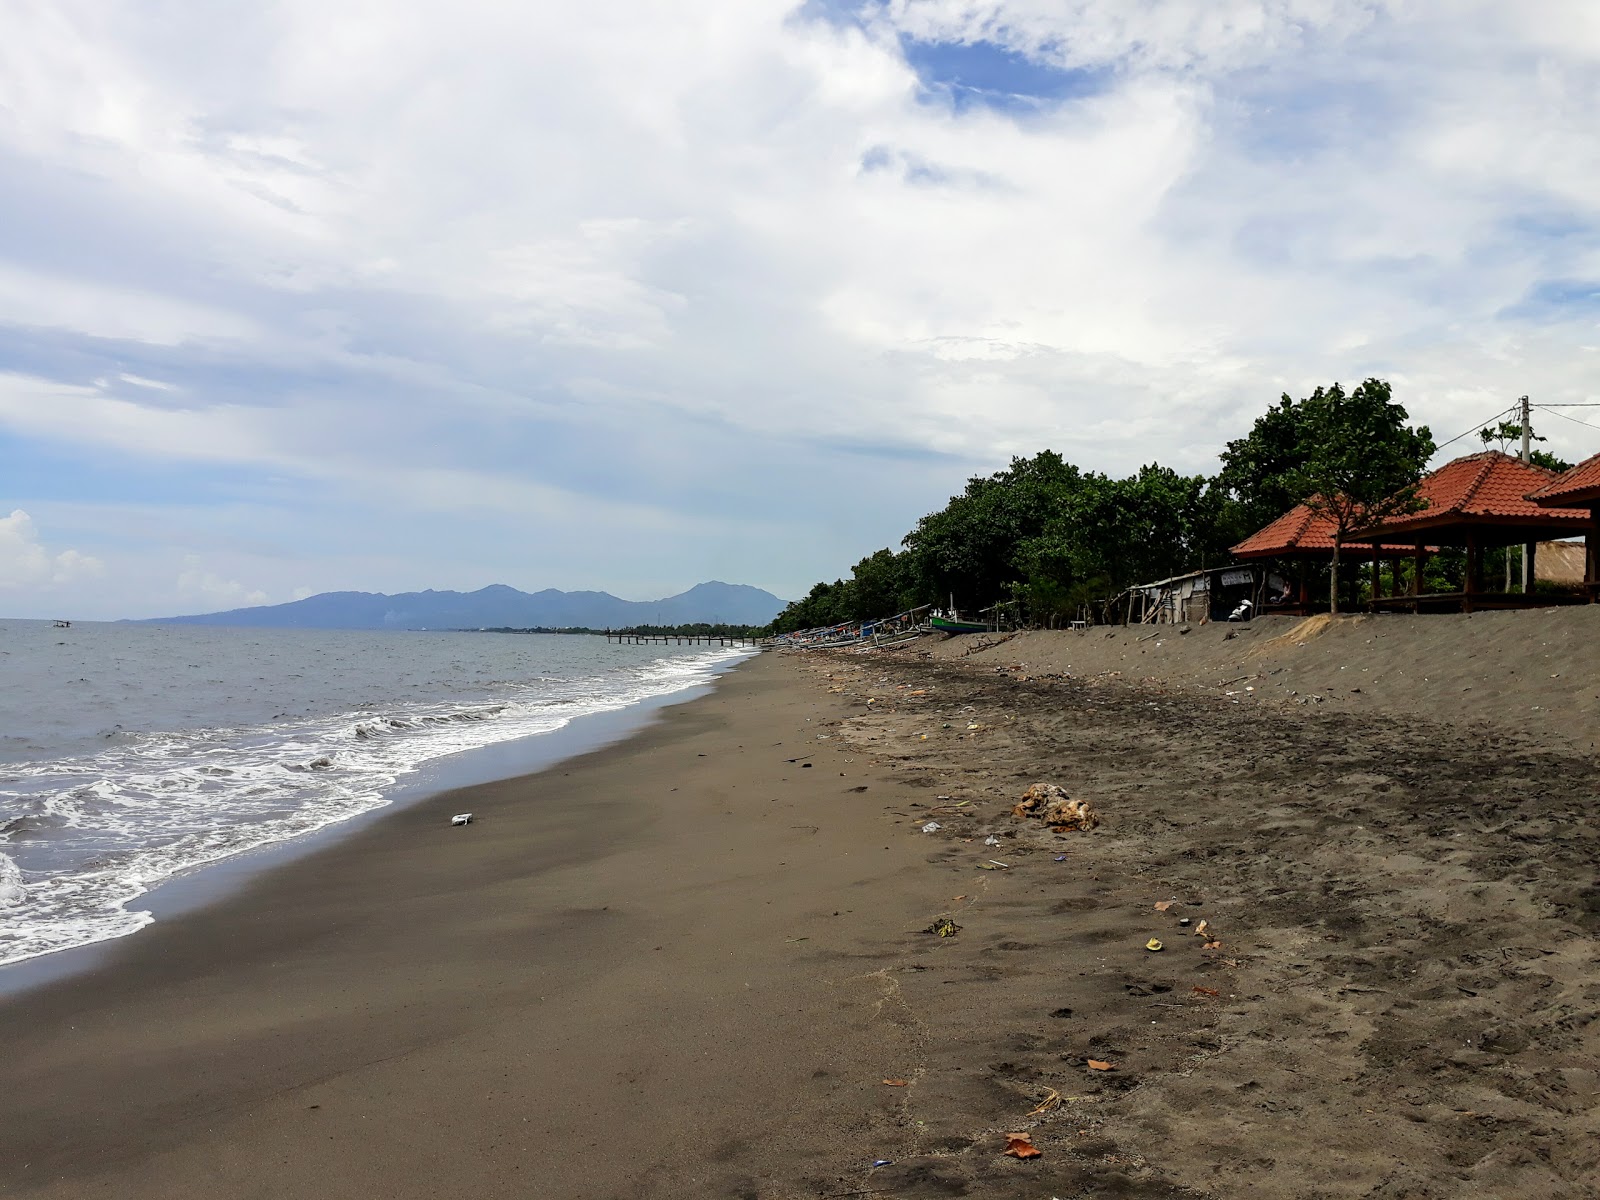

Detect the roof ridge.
[{"left": 1454, "top": 453, "right": 1500, "bottom": 512}]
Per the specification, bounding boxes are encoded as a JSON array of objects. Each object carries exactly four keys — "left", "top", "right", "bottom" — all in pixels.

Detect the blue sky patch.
[
  {"left": 900, "top": 36, "right": 1108, "bottom": 114},
  {"left": 1500, "top": 278, "right": 1600, "bottom": 321}
]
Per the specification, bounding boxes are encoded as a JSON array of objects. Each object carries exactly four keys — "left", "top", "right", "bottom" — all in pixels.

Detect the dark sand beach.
[{"left": 4, "top": 613, "right": 1600, "bottom": 1198}]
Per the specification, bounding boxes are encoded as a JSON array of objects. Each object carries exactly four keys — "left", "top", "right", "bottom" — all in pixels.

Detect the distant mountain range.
[{"left": 138, "top": 581, "right": 787, "bottom": 630}]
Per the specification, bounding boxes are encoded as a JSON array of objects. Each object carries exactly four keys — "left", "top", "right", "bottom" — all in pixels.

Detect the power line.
[
  {"left": 1432, "top": 404, "right": 1518, "bottom": 456},
  {"left": 1534, "top": 403, "right": 1598, "bottom": 432}
]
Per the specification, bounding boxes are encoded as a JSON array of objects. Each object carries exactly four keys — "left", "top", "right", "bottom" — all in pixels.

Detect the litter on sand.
[
  {"left": 1145, "top": 938, "right": 1165, "bottom": 952},
  {"left": 1086, "top": 1059, "right": 1114, "bottom": 1071},
  {"left": 983, "top": 835, "right": 1001, "bottom": 847},
  {"left": 1012, "top": 783, "right": 1098, "bottom": 831},
  {"left": 921, "top": 821, "right": 942, "bottom": 833},
  {"left": 450, "top": 813, "right": 473, "bottom": 826},
  {"left": 1027, "top": 1088, "right": 1063, "bottom": 1115},
  {"left": 881, "top": 1079, "right": 910, "bottom": 1087},
  {"left": 926, "top": 917, "right": 962, "bottom": 937},
  {"left": 1002, "top": 1133, "right": 1042, "bottom": 1159}
]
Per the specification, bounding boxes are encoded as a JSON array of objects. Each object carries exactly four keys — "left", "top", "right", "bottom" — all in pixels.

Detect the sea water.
[{"left": 0, "top": 620, "right": 749, "bottom": 966}]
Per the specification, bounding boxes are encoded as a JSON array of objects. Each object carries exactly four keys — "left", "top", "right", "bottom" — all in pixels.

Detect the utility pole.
[{"left": 1521, "top": 395, "right": 1536, "bottom": 593}]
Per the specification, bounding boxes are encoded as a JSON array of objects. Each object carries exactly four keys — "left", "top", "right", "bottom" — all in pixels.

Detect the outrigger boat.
[{"left": 929, "top": 614, "right": 995, "bottom": 634}]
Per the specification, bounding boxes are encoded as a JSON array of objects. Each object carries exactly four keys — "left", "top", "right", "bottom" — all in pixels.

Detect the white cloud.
[
  {"left": 0, "top": 510, "right": 103, "bottom": 590},
  {"left": 175, "top": 556, "right": 269, "bottom": 610},
  {"left": 2, "top": 0, "right": 1600, "bottom": 613}
]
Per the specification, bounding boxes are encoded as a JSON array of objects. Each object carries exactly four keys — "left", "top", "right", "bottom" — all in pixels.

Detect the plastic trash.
[
  {"left": 921, "top": 821, "right": 942, "bottom": 833},
  {"left": 983, "top": 835, "right": 1001, "bottom": 847},
  {"left": 451, "top": 813, "right": 473, "bottom": 826},
  {"left": 1145, "top": 937, "right": 1164, "bottom": 952}
]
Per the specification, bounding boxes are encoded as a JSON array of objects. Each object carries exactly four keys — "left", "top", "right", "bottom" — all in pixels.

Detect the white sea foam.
[{"left": 0, "top": 643, "right": 748, "bottom": 966}]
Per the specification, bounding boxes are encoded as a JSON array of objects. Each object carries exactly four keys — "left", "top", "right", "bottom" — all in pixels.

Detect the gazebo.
[
  {"left": 1345, "top": 451, "right": 1594, "bottom": 612},
  {"left": 1230, "top": 502, "right": 1433, "bottom": 614},
  {"left": 1526, "top": 451, "right": 1600, "bottom": 599}
]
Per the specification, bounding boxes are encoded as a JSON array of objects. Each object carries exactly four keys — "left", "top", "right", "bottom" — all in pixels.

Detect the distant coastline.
[{"left": 130, "top": 580, "right": 787, "bottom": 631}]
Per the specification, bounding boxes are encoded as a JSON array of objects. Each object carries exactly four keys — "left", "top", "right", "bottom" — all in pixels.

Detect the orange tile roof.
[
  {"left": 1231, "top": 503, "right": 1341, "bottom": 556},
  {"left": 1526, "top": 451, "right": 1600, "bottom": 507},
  {"left": 1232, "top": 502, "right": 1433, "bottom": 557},
  {"left": 1355, "top": 451, "right": 1591, "bottom": 539}
]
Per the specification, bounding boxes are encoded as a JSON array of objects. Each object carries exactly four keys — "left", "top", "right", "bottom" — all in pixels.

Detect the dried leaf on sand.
[{"left": 1002, "top": 1132, "right": 1042, "bottom": 1159}]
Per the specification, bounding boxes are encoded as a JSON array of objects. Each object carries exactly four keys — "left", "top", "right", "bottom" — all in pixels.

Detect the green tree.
[
  {"left": 1217, "top": 395, "right": 1318, "bottom": 534},
  {"left": 1478, "top": 417, "right": 1571, "bottom": 473},
  {"left": 847, "top": 548, "right": 915, "bottom": 618},
  {"left": 901, "top": 451, "right": 1085, "bottom": 612},
  {"left": 1285, "top": 379, "right": 1435, "bottom": 614}
]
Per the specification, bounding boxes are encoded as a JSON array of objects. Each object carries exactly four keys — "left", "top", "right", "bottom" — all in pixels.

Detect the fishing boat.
[{"left": 929, "top": 614, "right": 994, "bottom": 634}]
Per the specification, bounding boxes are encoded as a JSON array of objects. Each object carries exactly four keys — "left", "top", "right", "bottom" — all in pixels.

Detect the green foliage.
[
  {"left": 1478, "top": 413, "right": 1570, "bottom": 472},
  {"left": 900, "top": 451, "right": 1085, "bottom": 611},
  {"left": 1281, "top": 379, "right": 1434, "bottom": 613},
  {"left": 1217, "top": 395, "right": 1317, "bottom": 533},
  {"left": 1530, "top": 448, "right": 1573, "bottom": 473},
  {"left": 1287, "top": 379, "right": 1435, "bottom": 537},
  {"left": 779, "top": 376, "right": 1447, "bottom": 628}
]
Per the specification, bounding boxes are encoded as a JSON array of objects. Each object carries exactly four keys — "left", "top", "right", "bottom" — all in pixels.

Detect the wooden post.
[
  {"left": 1590, "top": 507, "right": 1600, "bottom": 603},
  {"left": 1370, "top": 554, "right": 1380, "bottom": 611},
  {"left": 1464, "top": 534, "right": 1480, "bottom": 614}
]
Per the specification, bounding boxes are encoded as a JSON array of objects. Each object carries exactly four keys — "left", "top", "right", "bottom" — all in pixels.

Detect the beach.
[{"left": 4, "top": 616, "right": 1600, "bottom": 1198}]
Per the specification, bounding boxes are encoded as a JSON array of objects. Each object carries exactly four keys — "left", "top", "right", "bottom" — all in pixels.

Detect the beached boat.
[{"left": 929, "top": 615, "right": 994, "bottom": 634}]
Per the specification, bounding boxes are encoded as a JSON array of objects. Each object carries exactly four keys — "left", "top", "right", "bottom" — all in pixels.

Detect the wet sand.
[
  {"left": 0, "top": 656, "right": 939, "bottom": 1199},
  {"left": 5, "top": 619, "right": 1600, "bottom": 1198}
]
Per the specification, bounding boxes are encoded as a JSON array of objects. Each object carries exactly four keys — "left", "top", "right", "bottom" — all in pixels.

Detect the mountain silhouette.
[{"left": 139, "top": 581, "right": 786, "bottom": 630}]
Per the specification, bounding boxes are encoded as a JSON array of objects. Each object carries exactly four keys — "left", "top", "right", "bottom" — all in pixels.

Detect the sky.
[{"left": 3, "top": 0, "right": 1600, "bottom": 619}]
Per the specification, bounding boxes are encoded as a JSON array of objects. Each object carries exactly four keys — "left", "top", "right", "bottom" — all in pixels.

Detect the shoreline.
[{"left": 0, "top": 650, "right": 751, "bottom": 997}]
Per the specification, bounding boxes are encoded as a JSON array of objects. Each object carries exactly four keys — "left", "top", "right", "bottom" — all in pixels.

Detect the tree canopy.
[{"left": 769, "top": 378, "right": 1445, "bottom": 631}]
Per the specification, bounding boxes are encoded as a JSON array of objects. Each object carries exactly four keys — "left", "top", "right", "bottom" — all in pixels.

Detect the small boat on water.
[
  {"left": 52, "top": 620, "right": 71, "bottom": 629},
  {"left": 929, "top": 614, "right": 995, "bottom": 634}
]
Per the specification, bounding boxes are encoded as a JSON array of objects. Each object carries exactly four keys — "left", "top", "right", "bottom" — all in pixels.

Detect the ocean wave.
[{"left": 0, "top": 643, "right": 749, "bottom": 967}]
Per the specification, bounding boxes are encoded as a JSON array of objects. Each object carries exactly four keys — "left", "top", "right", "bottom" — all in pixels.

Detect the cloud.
[
  {"left": 0, "top": 509, "right": 103, "bottom": 589},
  {"left": 2, "top": 0, "right": 1600, "bottom": 617},
  {"left": 175, "top": 556, "right": 269, "bottom": 610}
]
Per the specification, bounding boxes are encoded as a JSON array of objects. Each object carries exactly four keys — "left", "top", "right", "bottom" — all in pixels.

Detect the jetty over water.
[{"left": 604, "top": 630, "right": 768, "bottom": 647}]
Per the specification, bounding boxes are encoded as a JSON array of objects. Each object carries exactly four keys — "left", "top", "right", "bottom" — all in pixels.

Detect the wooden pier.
[{"left": 604, "top": 630, "right": 766, "bottom": 647}]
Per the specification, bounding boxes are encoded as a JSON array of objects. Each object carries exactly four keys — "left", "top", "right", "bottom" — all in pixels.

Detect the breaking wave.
[{"left": 0, "top": 644, "right": 748, "bottom": 966}]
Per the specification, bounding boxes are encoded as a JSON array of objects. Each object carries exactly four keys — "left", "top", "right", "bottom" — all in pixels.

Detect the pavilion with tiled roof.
[
  {"left": 1345, "top": 451, "right": 1594, "bottom": 612},
  {"left": 1526, "top": 451, "right": 1600, "bottom": 597},
  {"left": 1230, "top": 502, "right": 1435, "bottom": 612}
]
